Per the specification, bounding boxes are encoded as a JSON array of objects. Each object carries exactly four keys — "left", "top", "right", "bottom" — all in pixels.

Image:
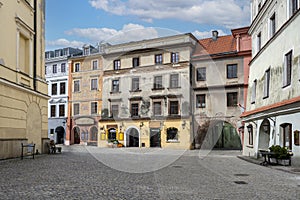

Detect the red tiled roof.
[{"left": 194, "top": 35, "right": 236, "bottom": 57}]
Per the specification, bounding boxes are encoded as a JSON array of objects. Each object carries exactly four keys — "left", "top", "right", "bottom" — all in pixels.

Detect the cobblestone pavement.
[{"left": 0, "top": 146, "right": 299, "bottom": 200}]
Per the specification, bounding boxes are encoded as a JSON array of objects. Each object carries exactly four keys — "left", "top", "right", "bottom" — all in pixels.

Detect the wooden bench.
[
  {"left": 21, "top": 143, "right": 35, "bottom": 159},
  {"left": 259, "top": 150, "right": 292, "bottom": 166}
]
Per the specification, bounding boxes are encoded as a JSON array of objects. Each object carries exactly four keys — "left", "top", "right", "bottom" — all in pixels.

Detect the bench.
[
  {"left": 47, "top": 142, "right": 62, "bottom": 154},
  {"left": 259, "top": 150, "right": 292, "bottom": 166},
  {"left": 21, "top": 143, "right": 35, "bottom": 159}
]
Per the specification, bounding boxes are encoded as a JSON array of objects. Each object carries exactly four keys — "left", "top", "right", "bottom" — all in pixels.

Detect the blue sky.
[{"left": 45, "top": 0, "right": 250, "bottom": 50}]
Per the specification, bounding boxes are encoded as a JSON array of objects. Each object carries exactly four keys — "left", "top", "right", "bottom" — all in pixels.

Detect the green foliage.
[{"left": 269, "top": 145, "right": 289, "bottom": 159}]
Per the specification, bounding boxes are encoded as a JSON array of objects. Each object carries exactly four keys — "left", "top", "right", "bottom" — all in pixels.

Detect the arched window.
[
  {"left": 90, "top": 126, "right": 98, "bottom": 141},
  {"left": 167, "top": 127, "right": 178, "bottom": 142}
]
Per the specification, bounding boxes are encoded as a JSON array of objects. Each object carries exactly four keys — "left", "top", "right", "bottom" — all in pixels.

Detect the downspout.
[{"left": 33, "top": 0, "right": 37, "bottom": 90}]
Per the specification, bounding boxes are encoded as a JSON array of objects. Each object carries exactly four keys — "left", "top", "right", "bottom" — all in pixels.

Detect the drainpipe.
[{"left": 33, "top": 0, "right": 37, "bottom": 90}]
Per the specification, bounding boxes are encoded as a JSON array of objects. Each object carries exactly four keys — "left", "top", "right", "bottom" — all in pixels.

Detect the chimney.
[{"left": 212, "top": 30, "right": 218, "bottom": 41}]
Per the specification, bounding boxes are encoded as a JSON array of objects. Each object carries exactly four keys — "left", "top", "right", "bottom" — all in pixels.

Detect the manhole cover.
[
  {"left": 234, "top": 174, "right": 249, "bottom": 177},
  {"left": 172, "top": 165, "right": 183, "bottom": 168},
  {"left": 234, "top": 181, "right": 247, "bottom": 185}
]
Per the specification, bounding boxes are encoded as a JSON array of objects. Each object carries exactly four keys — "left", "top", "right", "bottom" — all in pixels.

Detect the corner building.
[
  {"left": 99, "top": 34, "right": 197, "bottom": 149},
  {"left": 0, "top": 0, "right": 48, "bottom": 158}
]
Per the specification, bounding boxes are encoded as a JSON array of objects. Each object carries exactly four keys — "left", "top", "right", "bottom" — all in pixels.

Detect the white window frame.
[
  {"left": 91, "top": 78, "right": 98, "bottom": 91},
  {"left": 74, "top": 80, "right": 80, "bottom": 92},
  {"left": 92, "top": 60, "right": 98, "bottom": 70},
  {"left": 263, "top": 68, "right": 270, "bottom": 98}
]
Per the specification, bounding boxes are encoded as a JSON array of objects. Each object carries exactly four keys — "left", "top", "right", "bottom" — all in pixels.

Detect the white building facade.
[
  {"left": 242, "top": 0, "right": 300, "bottom": 157},
  {"left": 45, "top": 47, "right": 82, "bottom": 144}
]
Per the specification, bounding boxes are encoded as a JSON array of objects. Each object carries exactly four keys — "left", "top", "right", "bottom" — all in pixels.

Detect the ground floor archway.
[
  {"left": 125, "top": 127, "right": 140, "bottom": 147},
  {"left": 55, "top": 126, "right": 65, "bottom": 144},
  {"left": 72, "top": 127, "right": 80, "bottom": 144}
]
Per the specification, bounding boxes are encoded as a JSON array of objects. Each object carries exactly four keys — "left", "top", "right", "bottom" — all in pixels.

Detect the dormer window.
[{"left": 84, "top": 48, "right": 90, "bottom": 56}]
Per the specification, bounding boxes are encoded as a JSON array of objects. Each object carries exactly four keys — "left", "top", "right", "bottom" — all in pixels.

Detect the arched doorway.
[
  {"left": 213, "top": 121, "right": 242, "bottom": 150},
  {"left": 126, "top": 127, "right": 140, "bottom": 147},
  {"left": 89, "top": 126, "right": 98, "bottom": 146},
  {"left": 73, "top": 127, "right": 80, "bottom": 144},
  {"left": 108, "top": 128, "right": 117, "bottom": 141},
  {"left": 55, "top": 126, "right": 65, "bottom": 144},
  {"left": 258, "top": 119, "right": 270, "bottom": 150}
]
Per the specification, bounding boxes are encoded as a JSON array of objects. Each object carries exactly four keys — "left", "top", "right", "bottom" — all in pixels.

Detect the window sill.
[
  {"left": 152, "top": 88, "right": 165, "bottom": 91},
  {"left": 251, "top": 101, "right": 255, "bottom": 104},
  {"left": 166, "top": 140, "right": 180, "bottom": 143},
  {"left": 197, "top": 79, "right": 206, "bottom": 82},
  {"left": 130, "top": 89, "right": 142, "bottom": 93},
  {"left": 246, "top": 145, "right": 253, "bottom": 148},
  {"left": 282, "top": 84, "right": 291, "bottom": 89},
  {"left": 110, "top": 91, "right": 121, "bottom": 94},
  {"left": 262, "top": 95, "right": 269, "bottom": 99}
]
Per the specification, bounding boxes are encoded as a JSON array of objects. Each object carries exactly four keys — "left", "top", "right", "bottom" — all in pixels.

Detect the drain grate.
[
  {"left": 234, "top": 174, "right": 249, "bottom": 177},
  {"left": 234, "top": 181, "right": 247, "bottom": 185},
  {"left": 172, "top": 165, "right": 183, "bottom": 168}
]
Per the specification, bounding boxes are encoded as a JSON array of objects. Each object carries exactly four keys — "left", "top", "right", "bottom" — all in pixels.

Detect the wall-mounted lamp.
[
  {"left": 100, "top": 126, "right": 104, "bottom": 130},
  {"left": 247, "top": 124, "right": 253, "bottom": 133},
  {"left": 140, "top": 122, "right": 144, "bottom": 128},
  {"left": 262, "top": 123, "right": 269, "bottom": 133},
  {"left": 182, "top": 120, "right": 186, "bottom": 129}
]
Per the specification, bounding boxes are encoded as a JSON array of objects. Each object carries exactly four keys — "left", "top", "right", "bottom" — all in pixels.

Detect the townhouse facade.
[
  {"left": 192, "top": 28, "right": 252, "bottom": 150},
  {"left": 0, "top": 0, "right": 48, "bottom": 158},
  {"left": 67, "top": 45, "right": 103, "bottom": 146},
  {"left": 242, "top": 0, "right": 300, "bottom": 157},
  {"left": 45, "top": 47, "right": 82, "bottom": 144},
  {"left": 98, "top": 34, "right": 197, "bottom": 149}
]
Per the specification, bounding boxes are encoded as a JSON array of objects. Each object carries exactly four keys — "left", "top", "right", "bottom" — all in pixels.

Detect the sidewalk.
[{"left": 238, "top": 155, "right": 300, "bottom": 174}]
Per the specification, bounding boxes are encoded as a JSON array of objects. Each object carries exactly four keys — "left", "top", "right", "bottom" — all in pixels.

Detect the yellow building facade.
[{"left": 0, "top": 0, "right": 48, "bottom": 159}]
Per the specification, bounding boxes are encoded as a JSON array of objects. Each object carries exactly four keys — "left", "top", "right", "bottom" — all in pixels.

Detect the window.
[
  {"left": 60, "top": 82, "right": 66, "bottom": 95},
  {"left": 91, "top": 102, "right": 97, "bottom": 115},
  {"left": 111, "top": 105, "right": 119, "bottom": 118},
  {"left": 51, "top": 83, "right": 57, "bottom": 95},
  {"left": 257, "top": 32, "right": 261, "bottom": 52},
  {"left": 91, "top": 79, "right": 98, "bottom": 90},
  {"left": 131, "top": 103, "right": 139, "bottom": 117},
  {"left": 74, "top": 80, "right": 80, "bottom": 92},
  {"left": 281, "top": 123, "right": 292, "bottom": 150},
  {"left": 112, "top": 80, "right": 119, "bottom": 92},
  {"left": 169, "top": 101, "right": 179, "bottom": 115},
  {"left": 73, "top": 103, "right": 79, "bottom": 115},
  {"left": 196, "top": 94, "right": 206, "bottom": 108},
  {"left": 84, "top": 48, "right": 90, "bottom": 55},
  {"left": 53, "top": 64, "right": 57, "bottom": 73},
  {"left": 197, "top": 67, "right": 206, "bottom": 81},
  {"left": 289, "top": 0, "right": 299, "bottom": 17},
  {"left": 170, "top": 74, "right": 179, "bottom": 88},
  {"left": 227, "top": 64, "right": 238, "bottom": 79},
  {"left": 171, "top": 52, "right": 179, "bottom": 63},
  {"left": 263, "top": 69, "right": 270, "bottom": 98},
  {"left": 113, "top": 60, "right": 121, "bottom": 70},
  {"left": 92, "top": 60, "right": 98, "bottom": 70},
  {"left": 227, "top": 92, "right": 238, "bottom": 107},
  {"left": 247, "top": 124, "right": 253, "bottom": 145},
  {"left": 155, "top": 54, "right": 163, "bottom": 64},
  {"left": 251, "top": 80, "right": 257, "bottom": 104},
  {"left": 283, "top": 51, "right": 292, "bottom": 87},
  {"left": 154, "top": 76, "right": 163, "bottom": 89},
  {"left": 50, "top": 105, "right": 56, "bottom": 117},
  {"left": 167, "top": 127, "right": 178, "bottom": 141},
  {"left": 153, "top": 102, "right": 162, "bottom": 116},
  {"left": 19, "top": 34, "right": 30, "bottom": 74},
  {"left": 61, "top": 63, "right": 66, "bottom": 73},
  {"left": 269, "top": 13, "right": 276, "bottom": 38},
  {"left": 132, "top": 57, "right": 139, "bottom": 67},
  {"left": 132, "top": 78, "right": 139, "bottom": 91},
  {"left": 59, "top": 105, "right": 65, "bottom": 117},
  {"left": 74, "top": 63, "right": 80, "bottom": 72}
]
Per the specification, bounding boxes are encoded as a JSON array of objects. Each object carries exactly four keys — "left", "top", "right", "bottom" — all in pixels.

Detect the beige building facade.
[
  {"left": 67, "top": 45, "right": 103, "bottom": 146},
  {"left": 99, "top": 34, "right": 197, "bottom": 149},
  {"left": 0, "top": 0, "right": 48, "bottom": 159}
]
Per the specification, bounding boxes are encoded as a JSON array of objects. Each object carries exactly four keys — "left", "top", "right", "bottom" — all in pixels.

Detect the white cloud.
[
  {"left": 88, "top": 0, "right": 250, "bottom": 28},
  {"left": 46, "top": 39, "right": 85, "bottom": 49},
  {"left": 65, "top": 23, "right": 160, "bottom": 45},
  {"left": 192, "top": 29, "right": 227, "bottom": 39}
]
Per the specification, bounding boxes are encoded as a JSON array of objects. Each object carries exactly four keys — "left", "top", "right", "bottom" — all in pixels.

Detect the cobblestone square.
[{"left": 0, "top": 146, "right": 299, "bottom": 199}]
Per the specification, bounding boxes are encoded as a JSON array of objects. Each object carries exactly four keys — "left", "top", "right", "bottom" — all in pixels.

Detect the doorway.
[
  {"left": 150, "top": 128, "right": 161, "bottom": 147},
  {"left": 73, "top": 127, "right": 80, "bottom": 144},
  {"left": 126, "top": 128, "right": 139, "bottom": 147},
  {"left": 55, "top": 126, "right": 65, "bottom": 144}
]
